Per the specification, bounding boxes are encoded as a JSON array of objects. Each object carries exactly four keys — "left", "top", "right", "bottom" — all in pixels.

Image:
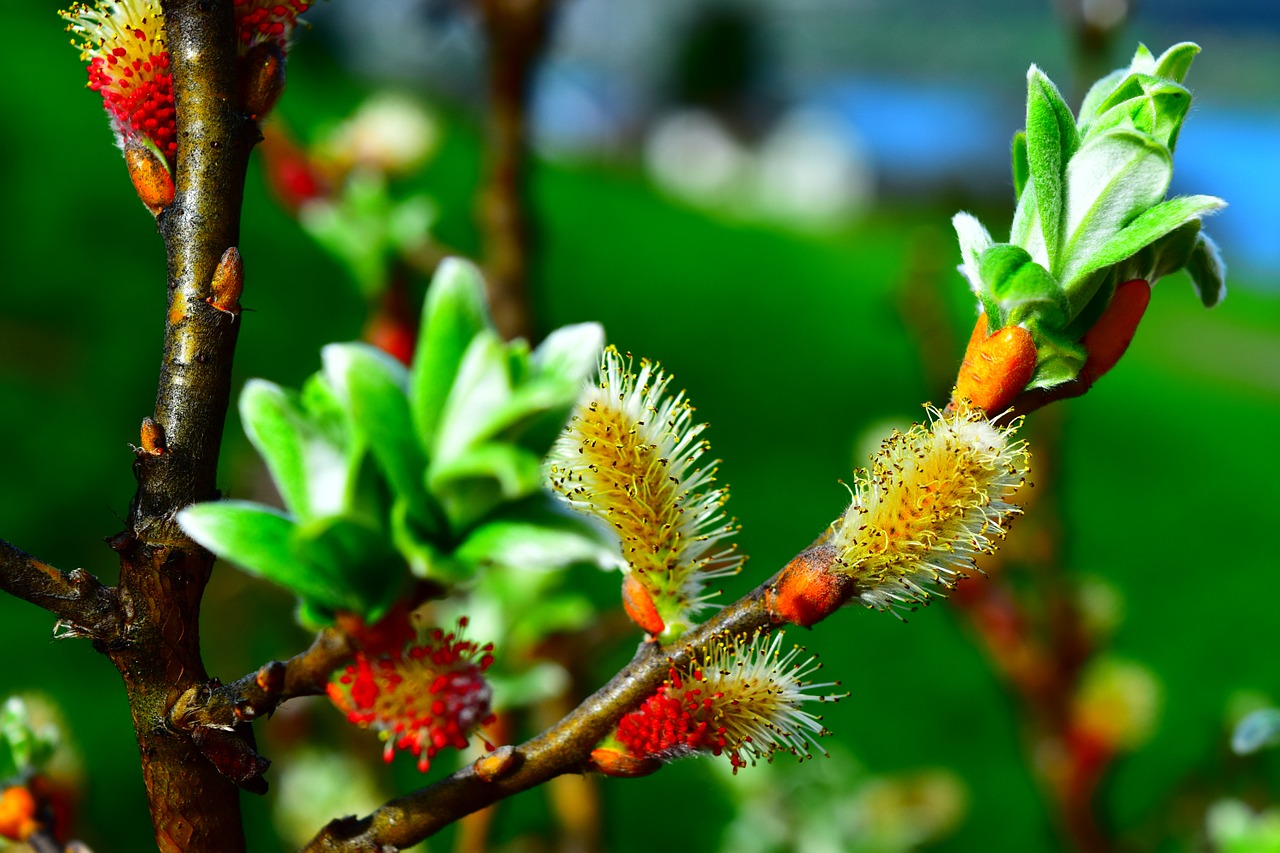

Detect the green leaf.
[
  {"left": 1009, "top": 180, "right": 1048, "bottom": 267},
  {"left": 1, "top": 697, "right": 59, "bottom": 781},
  {"left": 1011, "top": 131, "right": 1029, "bottom": 200},
  {"left": 530, "top": 323, "right": 604, "bottom": 388},
  {"left": 432, "top": 331, "right": 514, "bottom": 466},
  {"left": 1154, "top": 42, "right": 1199, "bottom": 84},
  {"left": 240, "top": 379, "right": 353, "bottom": 522},
  {"left": 429, "top": 443, "right": 544, "bottom": 530},
  {"left": 1086, "top": 76, "right": 1191, "bottom": 153},
  {"left": 1186, "top": 231, "right": 1227, "bottom": 308},
  {"left": 1059, "top": 130, "right": 1173, "bottom": 306},
  {"left": 322, "top": 344, "right": 435, "bottom": 531},
  {"left": 1063, "top": 194, "right": 1225, "bottom": 299},
  {"left": 1078, "top": 67, "right": 1129, "bottom": 133},
  {"left": 1025, "top": 65, "right": 1080, "bottom": 271},
  {"left": 1026, "top": 327, "right": 1088, "bottom": 390},
  {"left": 410, "top": 258, "right": 491, "bottom": 454},
  {"left": 392, "top": 507, "right": 471, "bottom": 582},
  {"left": 952, "top": 212, "right": 994, "bottom": 295},
  {"left": 178, "top": 501, "right": 354, "bottom": 610},
  {"left": 1233, "top": 708, "right": 1280, "bottom": 755},
  {"left": 978, "top": 244, "right": 1067, "bottom": 330},
  {"left": 290, "top": 516, "right": 404, "bottom": 620},
  {"left": 455, "top": 498, "right": 622, "bottom": 572}
]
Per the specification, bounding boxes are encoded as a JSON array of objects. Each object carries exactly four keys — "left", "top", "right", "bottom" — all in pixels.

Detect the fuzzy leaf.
[
  {"left": 1184, "top": 231, "right": 1227, "bottom": 308},
  {"left": 410, "top": 258, "right": 491, "bottom": 454},
  {"left": 1009, "top": 180, "right": 1048, "bottom": 268},
  {"left": 1232, "top": 708, "right": 1280, "bottom": 755},
  {"left": 391, "top": 504, "right": 471, "bottom": 582},
  {"left": 1087, "top": 76, "right": 1191, "bottom": 153},
  {"left": 323, "top": 344, "right": 435, "bottom": 531},
  {"left": 978, "top": 244, "right": 1067, "bottom": 330},
  {"left": 1078, "top": 67, "right": 1129, "bottom": 133},
  {"left": 953, "top": 212, "right": 994, "bottom": 294},
  {"left": 530, "top": 323, "right": 605, "bottom": 389},
  {"left": 1154, "top": 42, "right": 1199, "bottom": 84},
  {"left": 240, "top": 380, "right": 350, "bottom": 522},
  {"left": 1059, "top": 130, "right": 1173, "bottom": 302},
  {"left": 179, "top": 501, "right": 354, "bottom": 610},
  {"left": 1063, "top": 194, "right": 1225, "bottom": 300},
  {"left": 1011, "top": 131, "right": 1029, "bottom": 200},
  {"left": 1026, "top": 327, "right": 1088, "bottom": 390},
  {"left": 1025, "top": 66, "right": 1080, "bottom": 271}
]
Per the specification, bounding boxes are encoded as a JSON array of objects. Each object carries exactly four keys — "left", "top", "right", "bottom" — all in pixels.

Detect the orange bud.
[
  {"left": 139, "top": 416, "right": 166, "bottom": 456},
  {"left": 0, "top": 785, "right": 37, "bottom": 841},
  {"left": 473, "top": 745, "right": 518, "bottom": 782},
  {"left": 240, "top": 43, "right": 286, "bottom": 120},
  {"left": 766, "top": 544, "right": 850, "bottom": 627},
  {"left": 206, "top": 247, "right": 244, "bottom": 316},
  {"left": 621, "top": 573, "right": 665, "bottom": 636},
  {"left": 589, "top": 747, "right": 661, "bottom": 778},
  {"left": 125, "top": 139, "right": 175, "bottom": 215},
  {"left": 1079, "top": 279, "right": 1150, "bottom": 386},
  {"left": 953, "top": 317, "right": 1038, "bottom": 414}
]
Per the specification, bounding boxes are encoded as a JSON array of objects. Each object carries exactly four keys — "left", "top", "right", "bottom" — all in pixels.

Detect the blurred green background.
[{"left": 3, "top": 1, "right": 1280, "bottom": 850}]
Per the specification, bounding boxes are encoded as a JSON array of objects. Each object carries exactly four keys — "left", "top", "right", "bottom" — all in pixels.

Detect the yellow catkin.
[{"left": 831, "top": 403, "right": 1030, "bottom": 612}]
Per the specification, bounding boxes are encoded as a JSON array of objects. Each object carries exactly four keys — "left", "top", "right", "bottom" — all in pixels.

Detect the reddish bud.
[
  {"left": 207, "top": 247, "right": 244, "bottom": 316},
  {"left": 240, "top": 42, "right": 286, "bottom": 120},
  {"left": 139, "top": 417, "right": 166, "bottom": 456},
  {"left": 766, "top": 544, "right": 850, "bottom": 627},
  {"left": 953, "top": 316, "right": 1038, "bottom": 414},
  {"left": 621, "top": 573, "right": 665, "bottom": 636},
  {"left": 0, "top": 786, "right": 37, "bottom": 841},
  {"left": 589, "top": 747, "right": 661, "bottom": 778},
  {"left": 1079, "top": 280, "right": 1151, "bottom": 386},
  {"left": 125, "top": 139, "right": 175, "bottom": 215}
]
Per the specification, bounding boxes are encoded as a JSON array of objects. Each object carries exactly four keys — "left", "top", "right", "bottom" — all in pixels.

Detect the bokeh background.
[{"left": 3, "top": 1, "right": 1280, "bottom": 850}]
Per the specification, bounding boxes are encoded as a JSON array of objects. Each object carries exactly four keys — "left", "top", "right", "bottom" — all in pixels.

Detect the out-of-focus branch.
[
  {"left": 0, "top": 539, "right": 118, "bottom": 640},
  {"left": 474, "top": 0, "right": 557, "bottom": 342},
  {"left": 302, "top": 579, "right": 777, "bottom": 852}
]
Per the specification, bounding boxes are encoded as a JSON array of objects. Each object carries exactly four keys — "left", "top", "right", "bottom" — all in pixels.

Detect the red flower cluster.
[
  {"left": 615, "top": 667, "right": 746, "bottom": 769},
  {"left": 234, "top": 0, "right": 311, "bottom": 48},
  {"left": 327, "top": 619, "right": 497, "bottom": 773}
]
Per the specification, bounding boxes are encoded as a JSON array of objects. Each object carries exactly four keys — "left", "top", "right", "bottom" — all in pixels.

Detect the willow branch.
[
  {"left": 0, "top": 539, "right": 118, "bottom": 639},
  {"left": 101, "top": 1, "right": 258, "bottom": 849},
  {"left": 302, "top": 578, "right": 777, "bottom": 852},
  {"left": 171, "top": 627, "right": 356, "bottom": 731}
]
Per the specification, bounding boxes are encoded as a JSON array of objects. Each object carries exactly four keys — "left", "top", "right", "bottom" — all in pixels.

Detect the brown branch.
[
  {"left": 170, "top": 627, "right": 356, "bottom": 732},
  {"left": 97, "top": 1, "right": 258, "bottom": 850},
  {"left": 0, "top": 539, "right": 118, "bottom": 639},
  {"left": 302, "top": 578, "right": 777, "bottom": 851},
  {"left": 474, "top": 0, "right": 557, "bottom": 342}
]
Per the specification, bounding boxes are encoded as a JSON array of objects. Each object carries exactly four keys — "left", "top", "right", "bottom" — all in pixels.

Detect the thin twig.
[
  {"left": 0, "top": 539, "right": 118, "bottom": 639},
  {"left": 302, "top": 578, "right": 777, "bottom": 851},
  {"left": 170, "top": 627, "right": 356, "bottom": 731}
]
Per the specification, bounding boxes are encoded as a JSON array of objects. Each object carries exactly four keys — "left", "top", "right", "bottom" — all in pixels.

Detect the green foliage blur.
[{"left": 3, "top": 3, "right": 1280, "bottom": 851}]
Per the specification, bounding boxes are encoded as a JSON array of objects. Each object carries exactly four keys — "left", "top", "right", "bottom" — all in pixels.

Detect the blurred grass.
[{"left": 4, "top": 7, "right": 1280, "bottom": 851}]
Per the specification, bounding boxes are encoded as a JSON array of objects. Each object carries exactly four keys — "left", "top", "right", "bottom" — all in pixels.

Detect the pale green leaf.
[
  {"left": 1059, "top": 130, "right": 1173, "bottom": 301},
  {"left": 290, "top": 516, "right": 404, "bottom": 619},
  {"left": 1025, "top": 66, "right": 1079, "bottom": 270},
  {"left": 952, "top": 212, "right": 993, "bottom": 294},
  {"left": 1063, "top": 194, "right": 1225, "bottom": 299},
  {"left": 179, "top": 501, "right": 354, "bottom": 610},
  {"left": 1154, "top": 42, "right": 1199, "bottom": 84},
  {"left": 1186, "top": 231, "right": 1227, "bottom": 308},
  {"left": 430, "top": 443, "right": 544, "bottom": 530},
  {"left": 410, "top": 258, "right": 491, "bottom": 453},
  {"left": 1027, "top": 329, "right": 1088, "bottom": 390},
  {"left": 432, "top": 331, "right": 513, "bottom": 466},
  {"left": 1078, "top": 67, "right": 1129, "bottom": 133},
  {"left": 455, "top": 500, "right": 623, "bottom": 572}
]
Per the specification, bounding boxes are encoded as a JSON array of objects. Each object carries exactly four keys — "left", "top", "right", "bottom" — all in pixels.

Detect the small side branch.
[
  {"left": 303, "top": 581, "right": 775, "bottom": 851},
  {"left": 0, "top": 539, "right": 118, "bottom": 639},
  {"left": 171, "top": 627, "right": 356, "bottom": 731}
]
